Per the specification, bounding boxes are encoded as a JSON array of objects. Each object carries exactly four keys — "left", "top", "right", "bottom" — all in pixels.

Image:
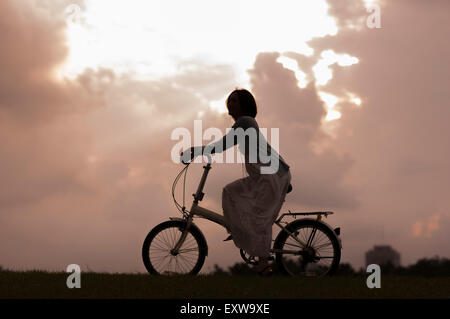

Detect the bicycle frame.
[
  {"left": 172, "top": 161, "right": 228, "bottom": 253},
  {"left": 171, "top": 158, "right": 340, "bottom": 256},
  {"left": 190, "top": 161, "right": 227, "bottom": 226}
]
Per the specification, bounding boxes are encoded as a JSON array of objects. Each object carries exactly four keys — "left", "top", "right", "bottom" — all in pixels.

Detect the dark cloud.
[
  {"left": 0, "top": 0, "right": 102, "bottom": 209},
  {"left": 282, "top": 51, "right": 318, "bottom": 84},
  {"left": 248, "top": 52, "right": 358, "bottom": 209},
  {"left": 0, "top": 0, "right": 104, "bottom": 129},
  {"left": 302, "top": 0, "right": 450, "bottom": 266}
]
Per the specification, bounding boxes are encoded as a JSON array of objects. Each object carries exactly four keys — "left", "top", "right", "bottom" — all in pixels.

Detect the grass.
[{"left": 1, "top": 271, "right": 449, "bottom": 299}]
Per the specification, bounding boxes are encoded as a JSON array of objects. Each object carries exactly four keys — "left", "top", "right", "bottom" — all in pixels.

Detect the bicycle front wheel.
[
  {"left": 274, "top": 219, "right": 341, "bottom": 277},
  {"left": 142, "top": 220, "right": 207, "bottom": 275}
]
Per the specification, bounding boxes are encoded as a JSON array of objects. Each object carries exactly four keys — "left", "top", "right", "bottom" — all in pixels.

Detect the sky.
[{"left": 0, "top": 0, "right": 449, "bottom": 273}]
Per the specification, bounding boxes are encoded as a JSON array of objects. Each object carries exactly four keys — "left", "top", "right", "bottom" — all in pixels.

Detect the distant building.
[{"left": 365, "top": 245, "right": 401, "bottom": 267}]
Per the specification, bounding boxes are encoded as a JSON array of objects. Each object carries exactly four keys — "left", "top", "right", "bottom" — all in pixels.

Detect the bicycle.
[{"left": 142, "top": 153, "right": 342, "bottom": 276}]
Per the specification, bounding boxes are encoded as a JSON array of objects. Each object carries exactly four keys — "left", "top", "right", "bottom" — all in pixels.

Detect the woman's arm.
[
  {"left": 181, "top": 125, "right": 239, "bottom": 162},
  {"left": 183, "top": 117, "right": 252, "bottom": 161},
  {"left": 202, "top": 115, "right": 257, "bottom": 155},
  {"left": 202, "top": 126, "right": 239, "bottom": 155}
]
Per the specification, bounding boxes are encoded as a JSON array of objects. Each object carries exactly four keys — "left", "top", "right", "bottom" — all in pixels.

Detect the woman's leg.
[{"left": 256, "top": 171, "right": 291, "bottom": 275}]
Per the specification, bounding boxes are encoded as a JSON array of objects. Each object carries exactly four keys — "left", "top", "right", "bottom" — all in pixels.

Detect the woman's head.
[{"left": 226, "top": 89, "right": 257, "bottom": 120}]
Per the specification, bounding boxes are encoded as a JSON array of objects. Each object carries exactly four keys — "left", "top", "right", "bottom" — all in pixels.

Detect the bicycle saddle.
[{"left": 287, "top": 183, "right": 292, "bottom": 194}]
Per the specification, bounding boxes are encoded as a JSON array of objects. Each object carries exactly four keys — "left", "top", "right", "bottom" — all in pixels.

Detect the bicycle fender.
[
  {"left": 169, "top": 217, "right": 209, "bottom": 256},
  {"left": 284, "top": 218, "right": 342, "bottom": 250}
]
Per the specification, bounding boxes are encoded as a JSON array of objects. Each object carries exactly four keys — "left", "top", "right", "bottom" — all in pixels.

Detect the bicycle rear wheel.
[
  {"left": 274, "top": 219, "right": 340, "bottom": 277},
  {"left": 142, "top": 220, "right": 207, "bottom": 275}
]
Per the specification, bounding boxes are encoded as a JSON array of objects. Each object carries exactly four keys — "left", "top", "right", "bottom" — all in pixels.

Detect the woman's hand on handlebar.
[{"left": 180, "top": 146, "right": 204, "bottom": 164}]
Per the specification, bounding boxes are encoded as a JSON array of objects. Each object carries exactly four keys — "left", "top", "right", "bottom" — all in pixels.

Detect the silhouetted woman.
[{"left": 182, "top": 89, "right": 291, "bottom": 276}]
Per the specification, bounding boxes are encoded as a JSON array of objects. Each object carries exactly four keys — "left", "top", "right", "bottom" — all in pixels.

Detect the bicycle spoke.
[
  {"left": 278, "top": 221, "right": 339, "bottom": 277},
  {"left": 156, "top": 254, "right": 172, "bottom": 272},
  {"left": 287, "top": 231, "right": 307, "bottom": 247},
  {"left": 178, "top": 254, "right": 195, "bottom": 271},
  {"left": 312, "top": 232, "right": 329, "bottom": 248},
  {"left": 178, "top": 247, "right": 199, "bottom": 253},
  {"left": 145, "top": 224, "right": 202, "bottom": 275},
  {"left": 280, "top": 241, "right": 304, "bottom": 249},
  {"left": 314, "top": 242, "right": 333, "bottom": 250},
  {"left": 151, "top": 240, "right": 170, "bottom": 251},
  {"left": 306, "top": 227, "right": 318, "bottom": 247}
]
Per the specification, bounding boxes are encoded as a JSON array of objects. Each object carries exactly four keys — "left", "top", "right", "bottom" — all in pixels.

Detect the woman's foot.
[
  {"left": 255, "top": 258, "right": 273, "bottom": 277},
  {"left": 257, "top": 265, "right": 273, "bottom": 277}
]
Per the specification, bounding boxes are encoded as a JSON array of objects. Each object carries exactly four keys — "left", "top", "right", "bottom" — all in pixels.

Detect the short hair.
[{"left": 227, "top": 88, "right": 258, "bottom": 118}]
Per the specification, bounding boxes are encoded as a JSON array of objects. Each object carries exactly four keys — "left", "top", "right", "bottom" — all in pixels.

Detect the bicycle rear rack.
[
  {"left": 276, "top": 210, "right": 334, "bottom": 223},
  {"left": 275, "top": 210, "right": 340, "bottom": 237}
]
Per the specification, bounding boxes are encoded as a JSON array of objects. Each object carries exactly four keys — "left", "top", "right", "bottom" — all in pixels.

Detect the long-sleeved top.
[{"left": 203, "top": 116, "right": 290, "bottom": 176}]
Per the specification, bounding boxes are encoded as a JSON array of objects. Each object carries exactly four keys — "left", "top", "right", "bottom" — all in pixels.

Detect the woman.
[{"left": 182, "top": 89, "right": 292, "bottom": 276}]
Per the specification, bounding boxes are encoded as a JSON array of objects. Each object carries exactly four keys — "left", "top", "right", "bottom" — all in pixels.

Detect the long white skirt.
[{"left": 222, "top": 164, "right": 292, "bottom": 257}]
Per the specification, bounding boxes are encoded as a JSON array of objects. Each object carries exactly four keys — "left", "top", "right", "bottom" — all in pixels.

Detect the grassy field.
[{"left": 1, "top": 271, "right": 449, "bottom": 299}]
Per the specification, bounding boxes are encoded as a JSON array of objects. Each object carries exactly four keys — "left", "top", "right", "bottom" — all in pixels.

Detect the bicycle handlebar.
[
  {"left": 180, "top": 148, "right": 213, "bottom": 165},
  {"left": 180, "top": 154, "right": 213, "bottom": 165}
]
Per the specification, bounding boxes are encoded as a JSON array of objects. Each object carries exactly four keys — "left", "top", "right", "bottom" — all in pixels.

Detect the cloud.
[
  {"left": 325, "top": 0, "right": 367, "bottom": 30},
  {"left": 412, "top": 214, "right": 440, "bottom": 238},
  {"left": 0, "top": 0, "right": 104, "bottom": 209},
  {"left": 0, "top": 0, "right": 249, "bottom": 272},
  {"left": 2, "top": 0, "right": 449, "bottom": 273},
  {"left": 247, "top": 52, "right": 358, "bottom": 209},
  {"left": 300, "top": 0, "right": 450, "bottom": 265}
]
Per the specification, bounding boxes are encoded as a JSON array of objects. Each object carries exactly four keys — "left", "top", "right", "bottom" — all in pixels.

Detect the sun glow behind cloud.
[
  {"left": 276, "top": 56, "right": 309, "bottom": 89},
  {"left": 313, "top": 50, "right": 359, "bottom": 86},
  {"left": 62, "top": 0, "right": 361, "bottom": 121},
  {"left": 318, "top": 92, "right": 341, "bottom": 121},
  {"left": 63, "top": 1, "right": 336, "bottom": 78}
]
